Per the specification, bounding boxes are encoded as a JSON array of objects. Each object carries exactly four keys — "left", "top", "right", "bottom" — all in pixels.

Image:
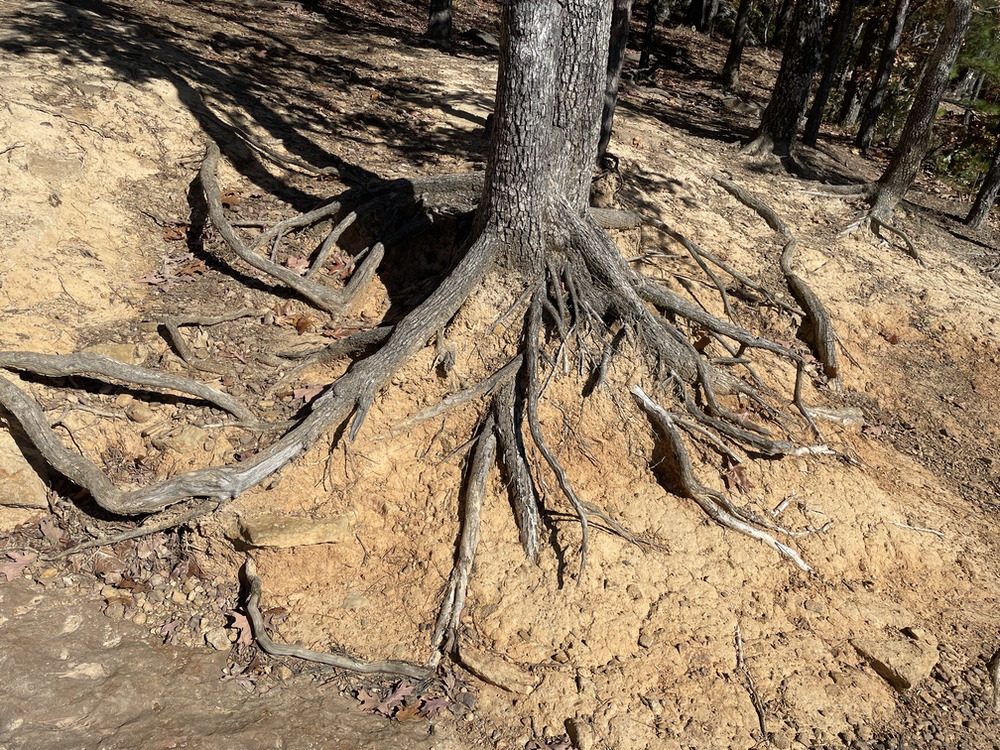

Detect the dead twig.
[{"left": 735, "top": 625, "right": 769, "bottom": 745}]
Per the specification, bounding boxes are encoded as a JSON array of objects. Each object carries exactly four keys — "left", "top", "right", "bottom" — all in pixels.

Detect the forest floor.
[{"left": 0, "top": 1, "right": 998, "bottom": 749}]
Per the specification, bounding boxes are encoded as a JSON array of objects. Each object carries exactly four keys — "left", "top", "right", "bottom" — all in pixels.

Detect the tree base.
[{"left": 0, "top": 148, "right": 839, "bottom": 675}]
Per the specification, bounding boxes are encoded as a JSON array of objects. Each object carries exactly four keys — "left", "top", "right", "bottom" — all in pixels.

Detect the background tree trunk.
[
  {"left": 744, "top": 0, "right": 830, "bottom": 155},
  {"left": 426, "top": 0, "right": 453, "bottom": 42},
  {"left": 838, "top": 16, "right": 880, "bottom": 127},
  {"left": 686, "top": 0, "right": 719, "bottom": 32},
  {"left": 639, "top": 0, "right": 671, "bottom": 69},
  {"left": 803, "top": 0, "right": 856, "bottom": 145},
  {"left": 966, "top": 140, "right": 1000, "bottom": 230},
  {"left": 598, "top": 0, "right": 635, "bottom": 163},
  {"left": 855, "top": 0, "right": 910, "bottom": 152},
  {"left": 869, "top": 0, "right": 973, "bottom": 220},
  {"left": 721, "top": 0, "right": 754, "bottom": 90},
  {"left": 772, "top": 0, "right": 796, "bottom": 48}
]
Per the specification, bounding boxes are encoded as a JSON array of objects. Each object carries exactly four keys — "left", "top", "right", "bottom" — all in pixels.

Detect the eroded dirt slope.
[{"left": 0, "top": 1, "right": 998, "bottom": 750}]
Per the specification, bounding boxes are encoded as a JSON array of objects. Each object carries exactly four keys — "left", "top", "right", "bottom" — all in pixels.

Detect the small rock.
[
  {"left": 342, "top": 591, "right": 367, "bottom": 610},
  {"left": 852, "top": 628, "right": 939, "bottom": 691},
  {"left": 83, "top": 343, "right": 139, "bottom": 364},
  {"left": 857, "top": 726, "right": 874, "bottom": 741},
  {"left": 638, "top": 632, "right": 653, "bottom": 649},
  {"left": 233, "top": 513, "right": 353, "bottom": 549},
  {"left": 204, "top": 627, "right": 231, "bottom": 651},
  {"left": 125, "top": 402, "right": 156, "bottom": 423},
  {"left": 565, "top": 717, "right": 594, "bottom": 750},
  {"left": 153, "top": 426, "right": 209, "bottom": 453},
  {"left": 457, "top": 645, "right": 537, "bottom": 694},
  {"left": 769, "top": 730, "right": 792, "bottom": 749},
  {"left": 170, "top": 590, "right": 188, "bottom": 605},
  {"left": 276, "top": 665, "right": 293, "bottom": 681},
  {"left": 0, "top": 431, "right": 48, "bottom": 509},
  {"left": 105, "top": 601, "right": 126, "bottom": 619}
]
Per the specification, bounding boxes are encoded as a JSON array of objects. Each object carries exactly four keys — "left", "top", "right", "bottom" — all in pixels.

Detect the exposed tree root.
[
  {"left": 243, "top": 558, "right": 432, "bottom": 679},
  {"left": 838, "top": 214, "right": 924, "bottom": 265},
  {"left": 0, "top": 351, "right": 256, "bottom": 421},
  {"left": 161, "top": 308, "right": 260, "bottom": 376},
  {"left": 0, "top": 148, "right": 839, "bottom": 676},
  {"left": 709, "top": 174, "right": 841, "bottom": 387}
]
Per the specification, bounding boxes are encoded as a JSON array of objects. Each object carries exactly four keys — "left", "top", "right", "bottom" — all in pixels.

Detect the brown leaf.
[
  {"left": 357, "top": 689, "right": 381, "bottom": 713},
  {"left": 228, "top": 611, "right": 254, "bottom": 646},
  {"left": 162, "top": 224, "right": 189, "bottom": 242},
  {"left": 0, "top": 551, "right": 37, "bottom": 581},
  {"left": 39, "top": 518, "right": 63, "bottom": 544},
  {"left": 723, "top": 462, "right": 751, "bottom": 494},
  {"left": 176, "top": 258, "right": 207, "bottom": 277},
  {"left": 292, "top": 384, "right": 325, "bottom": 403},
  {"left": 292, "top": 314, "right": 314, "bottom": 334},
  {"left": 395, "top": 704, "right": 421, "bottom": 722},
  {"left": 220, "top": 190, "right": 241, "bottom": 208},
  {"left": 419, "top": 696, "right": 450, "bottom": 718}
]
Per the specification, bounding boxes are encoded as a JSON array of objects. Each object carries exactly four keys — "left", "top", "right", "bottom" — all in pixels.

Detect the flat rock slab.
[
  {"left": 457, "top": 644, "right": 537, "bottom": 694},
  {"left": 0, "top": 580, "right": 459, "bottom": 749},
  {"left": 0, "top": 431, "right": 48, "bottom": 509},
  {"left": 235, "top": 513, "right": 352, "bottom": 548},
  {"left": 852, "top": 628, "right": 939, "bottom": 692}
]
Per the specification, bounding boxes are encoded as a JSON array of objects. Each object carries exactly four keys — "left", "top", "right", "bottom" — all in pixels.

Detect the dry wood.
[
  {"left": 243, "top": 558, "right": 431, "bottom": 679},
  {"left": 429, "top": 415, "right": 496, "bottom": 666},
  {"left": 0, "top": 350, "right": 255, "bottom": 422},
  {"left": 710, "top": 174, "right": 840, "bottom": 386}
]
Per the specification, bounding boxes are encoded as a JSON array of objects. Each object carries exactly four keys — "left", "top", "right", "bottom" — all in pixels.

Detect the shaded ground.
[{"left": 0, "top": 2, "right": 998, "bottom": 750}]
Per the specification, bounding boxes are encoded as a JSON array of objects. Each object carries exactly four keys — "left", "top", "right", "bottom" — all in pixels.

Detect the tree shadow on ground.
[
  {"left": 1, "top": 0, "right": 500, "bottom": 324},
  {"left": 0, "top": 0, "right": 494, "bottom": 213}
]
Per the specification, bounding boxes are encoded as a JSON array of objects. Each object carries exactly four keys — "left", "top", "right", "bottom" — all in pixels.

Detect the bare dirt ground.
[{"left": 0, "top": 1, "right": 998, "bottom": 749}]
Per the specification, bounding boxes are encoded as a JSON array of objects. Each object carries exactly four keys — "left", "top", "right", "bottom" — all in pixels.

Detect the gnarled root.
[{"left": 0, "top": 152, "right": 834, "bottom": 676}]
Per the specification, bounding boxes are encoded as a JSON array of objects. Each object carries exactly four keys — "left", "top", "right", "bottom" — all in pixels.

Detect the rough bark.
[
  {"left": 721, "top": 0, "right": 754, "bottom": 90},
  {"left": 869, "top": 0, "right": 973, "bottom": 220},
  {"left": 639, "top": 0, "right": 671, "bottom": 70},
  {"left": 966, "top": 140, "right": 1000, "bottom": 230},
  {"left": 743, "top": 0, "right": 830, "bottom": 156},
  {"left": 426, "top": 0, "right": 453, "bottom": 42},
  {"left": 772, "top": 0, "right": 796, "bottom": 48},
  {"left": 838, "top": 15, "right": 879, "bottom": 127},
  {"left": 686, "top": 0, "right": 720, "bottom": 32},
  {"left": 803, "top": 0, "right": 856, "bottom": 145},
  {"left": 598, "top": 0, "right": 635, "bottom": 162},
  {"left": 855, "top": 0, "right": 910, "bottom": 152}
]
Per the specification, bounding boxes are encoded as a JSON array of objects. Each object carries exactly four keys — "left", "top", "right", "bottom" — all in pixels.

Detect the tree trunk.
[
  {"left": 639, "top": 0, "right": 671, "bottom": 69},
  {"left": 687, "top": 0, "right": 718, "bottom": 32},
  {"left": 966, "top": 140, "right": 1000, "bottom": 230},
  {"left": 803, "top": 0, "right": 856, "bottom": 145},
  {"left": 721, "top": 0, "right": 754, "bottom": 90},
  {"left": 744, "top": 0, "right": 830, "bottom": 156},
  {"left": 838, "top": 15, "right": 879, "bottom": 127},
  {"left": 477, "top": 0, "right": 610, "bottom": 271},
  {"left": 426, "top": 0, "right": 453, "bottom": 42},
  {"left": 855, "top": 0, "right": 910, "bottom": 152},
  {"left": 598, "top": 0, "right": 635, "bottom": 163},
  {"left": 772, "top": 0, "right": 796, "bottom": 48},
  {"left": 869, "top": 0, "right": 973, "bottom": 220}
]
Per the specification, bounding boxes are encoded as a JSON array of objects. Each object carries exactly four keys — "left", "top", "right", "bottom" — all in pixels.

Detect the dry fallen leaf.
[
  {"left": 228, "top": 611, "right": 254, "bottom": 646},
  {"left": 285, "top": 255, "right": 309, "bottom": 274},
  {"left": 395, "top": 704, "right": 421, "bottom": 722},
  {"left": 292, "top": 314, "right": 314, "bottom": 334},
  {"left": 0, "top": 550, "right": 37, "bottom": 581},
  {"left": 292, "top": 384, "right": 325, "bottom": 403},
  {"left": 220, "top": 189, "right": 241, "bottom": 208}
]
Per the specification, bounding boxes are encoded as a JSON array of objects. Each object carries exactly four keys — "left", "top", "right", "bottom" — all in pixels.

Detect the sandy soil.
[{"left": 0, "top": 1, "right": 998, "bottom": 749}]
